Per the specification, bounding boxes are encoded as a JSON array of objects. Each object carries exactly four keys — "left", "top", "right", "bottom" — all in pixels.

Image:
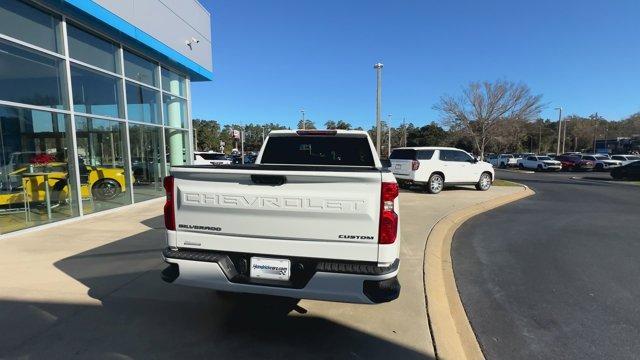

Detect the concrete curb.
[{"left": 424, "top": 186, "right": 535, "bottom": 360}]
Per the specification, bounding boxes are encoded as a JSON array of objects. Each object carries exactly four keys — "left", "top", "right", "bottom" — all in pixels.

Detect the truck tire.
[
  {"left": 427, "top": 173, "right": 444, "bottom": 194},
  {"left": 518, "top": 163, "right": 524, "bottom": 170}
]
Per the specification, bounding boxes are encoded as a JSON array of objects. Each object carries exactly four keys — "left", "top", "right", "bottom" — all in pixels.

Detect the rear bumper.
[{"left": 162, "top": 248, "right": 400, "bottom": 304}]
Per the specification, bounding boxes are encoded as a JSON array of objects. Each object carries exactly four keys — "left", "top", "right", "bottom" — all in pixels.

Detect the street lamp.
[
  {"left": 554, "top": 107, "right": 562, "bottom": 155},
  {"left": 300, "top": 108, "right": 306, "bottom": 130},
  {"left": 387, "top": 114, "right": 393, "bottom": 157},
  {"left": 374, "top": 62, "right": 383, "bottom": 156}
]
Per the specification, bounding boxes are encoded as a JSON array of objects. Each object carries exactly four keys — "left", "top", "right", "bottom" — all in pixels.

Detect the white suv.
[{"left": 389, "top": 147, "right": 494, "bottom": 194}]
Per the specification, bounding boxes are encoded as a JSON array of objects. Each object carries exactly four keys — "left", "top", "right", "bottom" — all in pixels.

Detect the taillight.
[
  {"left": 379, "top": 182, "right": 399, "bottom": 244},
  {"left": 163, "top": 176, "right": 175, "bottom": 231},
  {"left": 412, "top": 160, "right": 420, "bottom": 171}
]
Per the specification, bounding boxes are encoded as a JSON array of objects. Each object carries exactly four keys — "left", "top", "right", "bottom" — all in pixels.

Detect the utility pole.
[
  {"left": 402, "top": 117, "right": 407, "bottom": 147},
  {"left": 387, "top": 114, "right": 392, "bottom": 157},
  {"left": 555, "top": 107, "right": 562, "bottom": 155},
  {"left": 374, "top": 62, "right": 383, "bottom": 156},
  {"left": 300, "top": 108, "right": 306, "bottom": 130},
  {"left": 604, "top": 127, "right": 608, "bottom": 154}
]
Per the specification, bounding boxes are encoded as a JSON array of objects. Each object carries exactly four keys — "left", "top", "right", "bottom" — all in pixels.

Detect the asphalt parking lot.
[{"left": 453, "top": 169, "right": 640, "bottom": 359}]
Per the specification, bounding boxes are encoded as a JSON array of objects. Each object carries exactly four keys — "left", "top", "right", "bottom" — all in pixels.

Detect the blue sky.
[{"left": 192, "top": 0, "right": 640, "bottom": 129}]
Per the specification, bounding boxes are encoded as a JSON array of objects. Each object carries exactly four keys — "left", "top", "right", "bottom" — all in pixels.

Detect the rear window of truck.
[{"left": 261, "top": 136, "right": 375, "bottom": 166}]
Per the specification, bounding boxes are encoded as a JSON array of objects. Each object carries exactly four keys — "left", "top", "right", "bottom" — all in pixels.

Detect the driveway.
[
  {"left": 453, "top": 170, "right": 640, "bottom": 359},
  {"left": 0, "top": 185, "right": 520, "bottom": 359}
]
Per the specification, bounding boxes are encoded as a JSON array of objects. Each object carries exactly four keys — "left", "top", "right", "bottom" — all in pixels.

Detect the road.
[{"left": 452, "top": 169, "right": 640, "bottom": 359}]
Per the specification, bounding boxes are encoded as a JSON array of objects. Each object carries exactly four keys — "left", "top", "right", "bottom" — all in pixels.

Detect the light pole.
[
  {"left": 538, "top": 120, "right": 542, "bottom": 154},
  {"left": 374, "top": 62, "right": 383, "bottom": 156},
  {"left": 554, "top": 107, "right": 562, "bottom": 155},
  {"left": 241, "top": 128, "right": 245, "bottom": 164},
  {"left": 300, "top": 108, "right": 306, "bottom": 130},
  {"left": 591, "top": 112, "right": 599, "bottom": 153},
  {"left": 562, "top": 114, "right": 568, "bottom": 153},
  {"left": 604, "top": 127, "right": 608, "bottom": 154},
  {"left": 402, "top": 117, "right": 407, "bottom": 147},
  {"left": 387, "top": 114, "right": 392, "bottom": 157}
]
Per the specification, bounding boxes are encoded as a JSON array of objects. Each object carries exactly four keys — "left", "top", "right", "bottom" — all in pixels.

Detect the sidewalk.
[{"left": 0, "top": 186, "right": 522, "bottom": 359}]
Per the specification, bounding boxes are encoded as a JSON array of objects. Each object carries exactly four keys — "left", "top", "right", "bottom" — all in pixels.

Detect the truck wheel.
[
  {"left": 92, "top": 179, "right": 121, "bottom": 201},
  {"left": 475, "top": 172, "right": 492, "bottom": 191},
  {"left": 427, "top": 173, "right": 444, "bottom": 194},
  {"left": 518, "top": 163, "right": 524, "bottom": 170}
]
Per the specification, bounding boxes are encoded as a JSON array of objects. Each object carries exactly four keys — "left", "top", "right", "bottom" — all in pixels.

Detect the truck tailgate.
[
  {"left": 171, "top": 167, "right": 382, "bottom": 262},
  {"left": 390, "top": 159, "right": 413, "bottom": 176}
]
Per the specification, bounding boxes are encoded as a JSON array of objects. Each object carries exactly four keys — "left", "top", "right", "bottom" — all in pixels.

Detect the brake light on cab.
[
  {"left": 379, "top": 182, "right": 399, "bottom": 244},
  {"left": 163, "top": 176, "right": 175, "bottom": 231}
]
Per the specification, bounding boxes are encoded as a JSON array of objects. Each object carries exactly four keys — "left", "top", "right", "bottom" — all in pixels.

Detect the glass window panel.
[
  {"left": 126, "top": 82, "right": 160, "bottom": 124},
  {"left": 66, "top": 23, "right": 117, "bottom": 72},
  {"left": 161, "top": 68, "right": 186, "bottom": 96},
  {"left": 124, "top": 50, "right": 157, "bottom": 86},
  {"left": 71, "top": 65, "right": 121, "bottom": 118},
  {"left": 0, "top": 105, "right": 79, "bottom": 234},
  {"left": 128, "top": 124, "right": 164, "bottom": 201},
  {"left": 75, "top": 117, "right": 131, "bottom": 214},
  {"left": 165, "top": 129, "right": 188, "bottom": 172},
  {"left": 0, "top": 1, "right": 61, "bottom": 52},
  {"left": 0, "top": 40, "right": 66, "bottom": 109},
  {"left": 163, "top": 94, "right": 187, "bottom": 128}
]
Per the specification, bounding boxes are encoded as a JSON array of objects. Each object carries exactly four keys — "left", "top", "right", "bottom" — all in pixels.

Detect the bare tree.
[{"left": 434, "top": 80, "right": 544, "bottom": 159}]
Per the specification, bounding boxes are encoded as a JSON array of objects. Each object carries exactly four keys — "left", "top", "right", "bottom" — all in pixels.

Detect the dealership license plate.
[{"left": 250, "top": 257, "right": 291, "bottom": 281}]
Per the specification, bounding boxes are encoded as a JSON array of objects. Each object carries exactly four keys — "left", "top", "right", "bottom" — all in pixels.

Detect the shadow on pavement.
[{"left": 1, "top": 216, "right": 431, "bottom": 359}]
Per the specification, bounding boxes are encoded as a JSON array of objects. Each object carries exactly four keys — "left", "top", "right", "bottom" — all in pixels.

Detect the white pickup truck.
[{"left": 161, "top": 130, "right": 401, "bottom": 304}]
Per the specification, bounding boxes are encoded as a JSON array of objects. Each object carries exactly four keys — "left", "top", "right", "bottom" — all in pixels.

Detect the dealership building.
[{"left": 0, "top": 0, "right": 213, "bottom": 235}]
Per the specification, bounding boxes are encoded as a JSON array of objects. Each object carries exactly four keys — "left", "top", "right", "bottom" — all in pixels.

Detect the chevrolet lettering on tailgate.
[{"left": 182, "top": 192, "right": 368, "bottom": 213}]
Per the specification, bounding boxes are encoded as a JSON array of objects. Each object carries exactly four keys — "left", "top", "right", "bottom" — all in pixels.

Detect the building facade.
[{"left": 0, "top": 0, "right": 213, "bottom": 235}]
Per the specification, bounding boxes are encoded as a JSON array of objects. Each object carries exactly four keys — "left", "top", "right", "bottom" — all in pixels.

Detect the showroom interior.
[{"left": 0, "top": 0, "right": 213, "bottom": 234}]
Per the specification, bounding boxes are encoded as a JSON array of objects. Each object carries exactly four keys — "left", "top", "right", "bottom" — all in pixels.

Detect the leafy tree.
[{"left": 297, "top": 119, "right": 316, "bottom": 130}]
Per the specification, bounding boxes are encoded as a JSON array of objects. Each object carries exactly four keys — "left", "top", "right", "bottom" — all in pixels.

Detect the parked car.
[
  {"left": 579, "top": 154, "right": 622, "bottom": 171},
  {"left": 488, "top": 154, "right": 517, "bottom": 168},
  {"left": 515, "top": 153, "right": 535, "bottom": 167},
  {"left": 389, "top": 147, "right": 494, "bottom": 194},
  {"left": 193, "top": 152, "right": 232, "bottom": 166},
  {"left": 610, "top": 154, "right": 640, "bottom": 166},
  {"left": 610, "top": 160, "right": 640, "bottom": 180},
  {"left": 0, "top": 161, "right": 126, "bottom": 206},
  {"left": 162, "top": 129, "right": 401, "bottom": 304},
  {"left": 555, "top": 155, "right": 595, "bottom": 171},
  {"left": 519, "top": 155, "right": 562, "bottom": 171}
]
